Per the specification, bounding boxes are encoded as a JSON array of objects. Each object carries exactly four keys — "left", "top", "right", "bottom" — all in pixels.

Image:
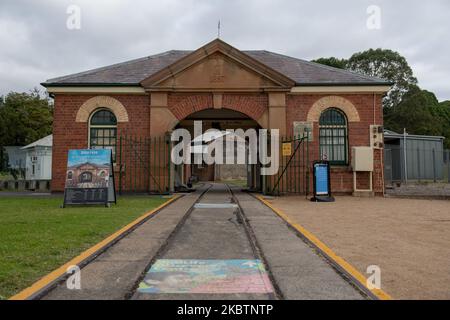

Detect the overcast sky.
[{"left": 1, "top": 0, "right": 449, "bottom": 100}]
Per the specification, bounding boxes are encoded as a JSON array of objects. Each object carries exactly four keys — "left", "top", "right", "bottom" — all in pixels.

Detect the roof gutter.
[
  {"left": 41, "top": 82, "right": 141, "bottom": 88},
  {"left": 43, "top": 84, "right": 146, "bottom": 95},
  {"left": 294, "top": 81, "right": 393, "bottom": 86},
  {"left": 290, "top": 84, "right": 391, "bottom": 94}
]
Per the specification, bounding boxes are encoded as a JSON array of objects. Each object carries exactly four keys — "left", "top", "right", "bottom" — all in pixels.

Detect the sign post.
[
  {"left": 311, "top": 161, "right": 334, "bottom": 202},
  {"left": 63, "top": 149, "right": 116, "bottom": 207}
]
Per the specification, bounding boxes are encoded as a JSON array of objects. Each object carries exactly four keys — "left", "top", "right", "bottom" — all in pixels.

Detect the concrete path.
[
  {"left": 41, "top": 183, "right": 364, "bottom": 300},
  {"left": 0, "top": 192, "right": 54, "bottom": 197}
]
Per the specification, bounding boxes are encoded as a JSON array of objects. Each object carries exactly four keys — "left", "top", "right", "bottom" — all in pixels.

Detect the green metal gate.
[
  {"left": 117, "top": 134, "right": 171, "bottom": 194},
  {"left": 265, "top": 134, "right": 310, "bottom": 196}
]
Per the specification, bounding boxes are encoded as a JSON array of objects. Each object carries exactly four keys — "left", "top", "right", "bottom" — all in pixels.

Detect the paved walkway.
[
  {"left": 42, "top": 183, "right": 364, "bottom": 300},
  {"left": 0, "top": 192, "right": 53, "bottom": 197}
]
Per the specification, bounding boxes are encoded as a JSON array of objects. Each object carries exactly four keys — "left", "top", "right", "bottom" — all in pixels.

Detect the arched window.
[
  {"left": 89, "top": 109, "right": 117, "bottom": 159},
  {"left": 319, "top": 108, "right": 348, "bottom": 165}
]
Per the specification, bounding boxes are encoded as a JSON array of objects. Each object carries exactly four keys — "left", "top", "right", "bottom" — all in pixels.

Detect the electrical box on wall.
[
  {"left": 351, "top": 147, "right": 374, "bottom": 172},
  {"left": 370, "top": 125, "right": 384, "bottom": 149}
]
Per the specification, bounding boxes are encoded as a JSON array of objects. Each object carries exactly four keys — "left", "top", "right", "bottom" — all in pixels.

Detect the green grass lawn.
[
  {"left": 0, "top": 172, "right": 13, "bottom": 180},
  {"left": 0, "top": 195, "right": 169, "bottom": 299}
]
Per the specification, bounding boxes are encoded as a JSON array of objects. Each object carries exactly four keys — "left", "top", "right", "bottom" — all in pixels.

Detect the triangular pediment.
[{"left": 141, "top": 39, "right": 295, "bottom": 91}]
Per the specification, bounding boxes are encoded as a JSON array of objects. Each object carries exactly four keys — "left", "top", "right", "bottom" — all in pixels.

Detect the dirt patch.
[{"left": 268, "top": 196, "right": 450, "bottom": 300}]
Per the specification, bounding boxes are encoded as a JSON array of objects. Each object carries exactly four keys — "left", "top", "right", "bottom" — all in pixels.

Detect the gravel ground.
[
  {"left": 386, "top": 182, "right": 450, "bottom": 198},
  {"left": 268, "top": 196, "right": 450, "bottom": 300}
]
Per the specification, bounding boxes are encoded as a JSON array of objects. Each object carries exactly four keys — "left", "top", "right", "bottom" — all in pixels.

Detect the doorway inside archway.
[{"left": 174, "top": 108, "right": 262, "bottom": 191}]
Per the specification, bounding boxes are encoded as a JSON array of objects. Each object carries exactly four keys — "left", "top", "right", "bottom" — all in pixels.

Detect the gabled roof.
[
  {"left": 42, "top": 39, "right": 389, "bottom": 87},
  {"left": 246, "top": 50, "right": 389, "bottom": 85},
  {"left": 21, "top": 135, "right": 53, "bottom": 149},
  {"left": 141, "top": 39, "right": 295, "bottom": 91}
]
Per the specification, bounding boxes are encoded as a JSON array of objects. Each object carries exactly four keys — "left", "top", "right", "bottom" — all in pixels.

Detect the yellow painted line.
[
  {"left": 256, "top": 195, "right": 392, "bottom": 300},
  {"left": 9, "top": 195, "right": 181, "bottom": 300}
]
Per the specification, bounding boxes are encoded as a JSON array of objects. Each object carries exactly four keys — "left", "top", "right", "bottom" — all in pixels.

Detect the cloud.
[{"left": 0, "top": 0, "right": 449, "bottom": 100}]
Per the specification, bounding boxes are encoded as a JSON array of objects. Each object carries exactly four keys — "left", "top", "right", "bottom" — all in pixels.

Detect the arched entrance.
[{"left": 173, "top": 108, "right": 262, "bottom": 191}]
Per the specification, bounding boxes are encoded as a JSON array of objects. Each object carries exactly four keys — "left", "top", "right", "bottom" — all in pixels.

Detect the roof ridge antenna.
[{"left": 217, "top": 20, "right": 221, "bottom": 39}]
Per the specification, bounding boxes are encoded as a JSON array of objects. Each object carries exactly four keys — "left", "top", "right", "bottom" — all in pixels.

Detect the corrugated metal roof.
[{"left": 384, "top": 130, "right": 445, "bottom": 141}]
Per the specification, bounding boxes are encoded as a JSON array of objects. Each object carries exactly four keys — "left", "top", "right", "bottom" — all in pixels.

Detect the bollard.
[
  {"left": 417, "top": 148, "right": 421, "bottom": 181},
  {"left": 448, "top": 150, "right": 450, "bottom": 183},
  {"left": 432, "top": 149, "right": 436, "bottom": 183}
]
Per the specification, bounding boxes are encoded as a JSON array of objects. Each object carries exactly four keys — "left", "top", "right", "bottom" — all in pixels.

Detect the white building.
[{"left": 21, "top": 135, "right": 53, "bottom": 180}]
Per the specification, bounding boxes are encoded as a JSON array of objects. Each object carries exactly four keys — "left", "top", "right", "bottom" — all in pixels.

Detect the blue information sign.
[
  {"left": 314, "top": 164, "right": 329, "bottom": 195},
  {"left": 312, "top": 161, "right": 334, "bottom": 202}
]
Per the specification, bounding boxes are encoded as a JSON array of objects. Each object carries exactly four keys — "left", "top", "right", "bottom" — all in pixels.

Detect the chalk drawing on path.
[{"left": 138, "top": 259, "right": 274, "bottom": 294}]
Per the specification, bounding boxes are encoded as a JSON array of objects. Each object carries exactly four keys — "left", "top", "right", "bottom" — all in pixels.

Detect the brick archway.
[
  {"left": 168, "top": 94, "right": 213, "bottom": 121},
  {"left": 167, "top": 94, "right": 268, "bottom": 124},
  {"left": 307, "top": 96, "right": 360, "bottom": 122},
  {"left": 222, "top": 95, "right": 268, "bottom": 122},
  {"left": 76, "top": 96, "right": 129, "bottom": 122}
]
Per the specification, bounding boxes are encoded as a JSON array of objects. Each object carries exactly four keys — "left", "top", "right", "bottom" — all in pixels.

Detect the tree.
[
  {"left": 435, "top": 101, "right": 450, "bottom": 149},
  {"left": 311, "top": 57, "right": 347, "bottom": 69},
  {"left": 439, "top": 100, "right": 450, "bottom": 109},
  {"left": 0, "top": 89, "right": 53, "bottom": 148},
  {"left": 0, "top": 147, "right": 7, "bottom": 172},
  {"left": 312, "top": 49, "right": 450, "bottom": 147},
  {"left": 347, "top": 49, "right": 418, "bottom": 109},
  {"left": 384, "top": 86, "right": 449, "bottom": 145}
]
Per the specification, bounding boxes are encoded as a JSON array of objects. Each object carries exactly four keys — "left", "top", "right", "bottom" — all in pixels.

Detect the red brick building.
[{"left": 43, "top": 39, "right": 390, "bottom": 195}]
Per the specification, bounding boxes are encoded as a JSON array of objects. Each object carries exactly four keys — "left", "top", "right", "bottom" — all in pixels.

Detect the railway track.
[
  {"left": 125, "top": 183, "right": 214, "bottom": 299},
  {"left": 25, "top": 182, "right": 373, "bottom": 300},
  {"left": 128, "top": 183, "right": 279, "bottom": 300},
  {"left": 225, "top": 184, "right": 283, "bottom": 300}
]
